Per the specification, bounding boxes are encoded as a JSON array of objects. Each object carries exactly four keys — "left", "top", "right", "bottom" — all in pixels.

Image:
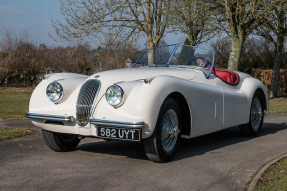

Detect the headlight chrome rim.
[
  {"left": 106, "top": 84, "right": 124, "bottom": 107},
  {"left": 46, "top": 82, "right": 64, "bottom": 103}
]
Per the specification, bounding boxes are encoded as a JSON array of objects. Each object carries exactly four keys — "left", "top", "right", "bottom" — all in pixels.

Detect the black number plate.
[{"left": 97, "top": 127, "right": 141, "bottom": 142}]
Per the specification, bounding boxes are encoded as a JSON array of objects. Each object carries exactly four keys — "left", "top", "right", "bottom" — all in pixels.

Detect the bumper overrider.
[{"left": 25, "top": 112, "right": 145, "bottom": 141}]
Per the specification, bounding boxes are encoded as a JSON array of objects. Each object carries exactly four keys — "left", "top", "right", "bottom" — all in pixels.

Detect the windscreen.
[
  {"left": 169, "top": 45, "right": 214, "bottom": 70},
  {"left": 134, "top": 44, "right": 215, "bottom": 77},
  {"left": 134, "top": 44, "right": 176, "bottom": 67}
]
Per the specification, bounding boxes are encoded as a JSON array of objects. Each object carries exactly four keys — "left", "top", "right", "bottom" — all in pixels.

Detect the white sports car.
[{"left": 26, "top": 43, "right": 269, "bottom": 162}]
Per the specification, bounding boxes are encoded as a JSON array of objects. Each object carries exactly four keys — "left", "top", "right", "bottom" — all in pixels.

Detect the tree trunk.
[
  {"left": 270, "top": 36, "right": 284, "bottom": 97},
  {"left": 148, "top": 41, "right": 155, "bottom": 65},
  {"left": 227, "top": 37, "right": 244, "bottom": 71},
  {"left": 188, "top": 36, "right": 197, "bottom": 46}
]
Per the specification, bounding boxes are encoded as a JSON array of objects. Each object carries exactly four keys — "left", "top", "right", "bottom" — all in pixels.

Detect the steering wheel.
[
  {"left": 187, "top": 57, "right": 212, "bottom": 67},
  {"left": 187, "top": 57, "right": 215, "bottom": 75}
]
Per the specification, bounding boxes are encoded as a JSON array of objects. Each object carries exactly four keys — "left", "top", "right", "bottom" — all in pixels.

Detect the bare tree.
[
  {"left": 210, "top": 35, "right": 275, "bottom": 71},
  {"left": 211, "top": 0, "right": 284, "bottom": 71},
  {"left": 98, "top": 39, "right": 141, "bottom": 69},
  {"left": 52, "top": 0, "right": 171, "bottom": 50},
  {"left": 255, "top": 7, "right": 287, "bottom": 96},
  {"left": 171, "top": 0, "right": 216, "bottom": 46}
]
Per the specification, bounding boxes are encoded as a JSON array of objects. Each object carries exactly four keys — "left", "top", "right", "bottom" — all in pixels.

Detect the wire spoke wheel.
[
  {"left": 143, "top": 97, "right": 182, "bottom": 162},
  {"left": 239, "top": 91, "right": 264, "bottom": 137},
  {"left": 161, "top": 109, "right": 179, "bottom": 153},
  {"left": 250, "top": 98, "right": 263, "bottom": 131}
]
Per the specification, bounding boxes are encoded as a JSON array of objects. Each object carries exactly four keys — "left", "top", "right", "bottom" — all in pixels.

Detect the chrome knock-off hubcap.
[
  {"left": 161, "top": 109, "right": 180, "bottom": 152},
  {"left": 172, "top": 126, "right": 180, "bottom": 137},
  {"left": 251, "top": 98, "right": 263, "bottom": 131}
]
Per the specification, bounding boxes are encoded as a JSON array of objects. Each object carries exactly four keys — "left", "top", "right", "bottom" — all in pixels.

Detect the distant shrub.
[
  {"left": 253, "top": 69, "right": 287, "bottom": 91},
  {"left": 0, "top": 29, "right": 141, "bottom": 87}
]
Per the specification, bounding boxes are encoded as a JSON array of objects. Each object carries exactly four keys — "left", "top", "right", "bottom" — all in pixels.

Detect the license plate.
[{"left": 97, "top": 127, "right": 141, "bottom": 142}]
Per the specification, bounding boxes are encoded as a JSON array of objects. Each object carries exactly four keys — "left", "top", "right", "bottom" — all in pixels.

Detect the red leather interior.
[{"left": 212, "top": 69, "right": 240, "bottom": 86}]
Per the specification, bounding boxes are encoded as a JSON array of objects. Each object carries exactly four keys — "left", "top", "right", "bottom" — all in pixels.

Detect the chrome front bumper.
[
  {"left": 25, "top": 112, "right": 145, "bottom": 128},
  {"left": 25, "top": 112, "right": 74, "bottom": 122},
  {"left": 89, "top": 119, "right": 145, "bottom": 128}
]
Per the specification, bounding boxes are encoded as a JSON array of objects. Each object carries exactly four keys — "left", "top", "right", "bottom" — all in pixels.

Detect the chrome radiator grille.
[{"left": 76, "top": 79, "right": 101, "bottom": 126}]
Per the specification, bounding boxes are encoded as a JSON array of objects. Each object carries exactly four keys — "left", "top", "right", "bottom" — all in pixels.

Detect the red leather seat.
[{"left": 212, "top": 69, "right": 240, "bottom": 86}]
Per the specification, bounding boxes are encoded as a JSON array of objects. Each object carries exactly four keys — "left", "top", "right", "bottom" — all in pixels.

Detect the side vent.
[{"left": 76, "top": 79, "right": 101, "bottom": 126}]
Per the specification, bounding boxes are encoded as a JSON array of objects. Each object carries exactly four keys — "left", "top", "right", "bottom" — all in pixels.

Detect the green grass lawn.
[
  {"left": 0, "top": 90, "right": 32, "bottom": 119},
  {"left": 255, "top": 157, "right": 287, "bottom": 191},
  {"left": 0, "top": 127, "right": 32, "bottom": 142}
]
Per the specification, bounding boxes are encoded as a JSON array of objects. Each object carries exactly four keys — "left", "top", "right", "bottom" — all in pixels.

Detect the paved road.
[{"left": 0, "top": 114, "right": 286, "bottom": 191}]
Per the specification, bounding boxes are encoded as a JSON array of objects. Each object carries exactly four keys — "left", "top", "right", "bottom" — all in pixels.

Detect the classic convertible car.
[{"left": 26, "top": 43, "right": 269, "bottom": 162}]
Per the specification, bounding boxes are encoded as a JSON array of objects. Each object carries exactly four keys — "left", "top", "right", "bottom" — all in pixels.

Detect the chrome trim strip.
[
  {"left": 90, "top": 119, "right": 145, "bottom": 128},
  {"left": 25, "top": 111, "right": 74, "bottom": 122}
]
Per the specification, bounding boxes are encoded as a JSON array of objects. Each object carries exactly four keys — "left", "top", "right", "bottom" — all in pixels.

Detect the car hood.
[{"left": 87, "top": 67, "right": 196, "bottom": 84}]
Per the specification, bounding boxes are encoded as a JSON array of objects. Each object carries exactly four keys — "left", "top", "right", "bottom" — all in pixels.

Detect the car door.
[{"left": 187, "top": 73, "right": 224, "bottom": 138}]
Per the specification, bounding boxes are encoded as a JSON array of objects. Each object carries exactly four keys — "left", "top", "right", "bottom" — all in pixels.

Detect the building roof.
[{"left": 128, "top": 58, "right": 138, "bottom": 63}]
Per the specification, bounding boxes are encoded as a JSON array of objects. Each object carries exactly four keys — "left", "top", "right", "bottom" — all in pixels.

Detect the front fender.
[
  {"left": 92, "top": 76, "right": 192, "bottom": 139},
  {"left": 29, "top": 73, "right": 88, "bottom": 116}
]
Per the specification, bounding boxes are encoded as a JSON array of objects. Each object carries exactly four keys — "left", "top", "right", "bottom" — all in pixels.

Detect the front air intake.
[{"left": 76, "top": 79, "right": 101, "bottom": 126}]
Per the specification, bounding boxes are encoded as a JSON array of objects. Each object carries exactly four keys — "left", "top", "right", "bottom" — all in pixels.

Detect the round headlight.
[
  {"left": 46, "top": 82, "right": 63, "bottom": 103},
  {"left": 106, "top": 85, "right": 124, "bottom": 107}
]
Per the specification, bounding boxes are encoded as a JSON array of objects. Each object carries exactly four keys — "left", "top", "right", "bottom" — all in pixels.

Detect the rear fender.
[{"left": 240, "top": 77, "right": 269, "bottom": 116}]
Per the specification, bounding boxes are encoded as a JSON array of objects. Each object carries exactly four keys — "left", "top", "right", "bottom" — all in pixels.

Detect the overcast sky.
[{"left": 0, "top": 0, "right": 184, "bottom": 48}]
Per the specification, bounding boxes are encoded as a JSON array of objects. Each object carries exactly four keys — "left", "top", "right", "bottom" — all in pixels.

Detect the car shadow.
[
  {"left": 76, "top": 138, "right": 147, "bottom": 160},
  {"left": 75, "top": 122, "right": 287, "bottom": 162}
]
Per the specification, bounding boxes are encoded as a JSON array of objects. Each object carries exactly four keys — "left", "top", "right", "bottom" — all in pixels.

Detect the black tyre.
[
  {"left": 42, "top": 130, "right": 80, "bottom": 152},
  {"left": 239, "top": 92, "right": 264, "bottom": 137},
  {"left": 143, "top": 97, "right": 182, "bottom": 162}
]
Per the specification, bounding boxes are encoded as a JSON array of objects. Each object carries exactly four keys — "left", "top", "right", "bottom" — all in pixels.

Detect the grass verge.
[
  {"left": 0, "top": 90, "right": 32, "bottom": 119},
  {"left": 0, "top": 127, "right": 32, "bottom": 142},
  {"left": 255, "top": 157, "right": 287, "bottom": 190},
  {"left": 0, "top": 90, "right": 286, "bottom": 119},
  {"left": 269, "top": 96, "right": 287, "bottom": 114}
]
